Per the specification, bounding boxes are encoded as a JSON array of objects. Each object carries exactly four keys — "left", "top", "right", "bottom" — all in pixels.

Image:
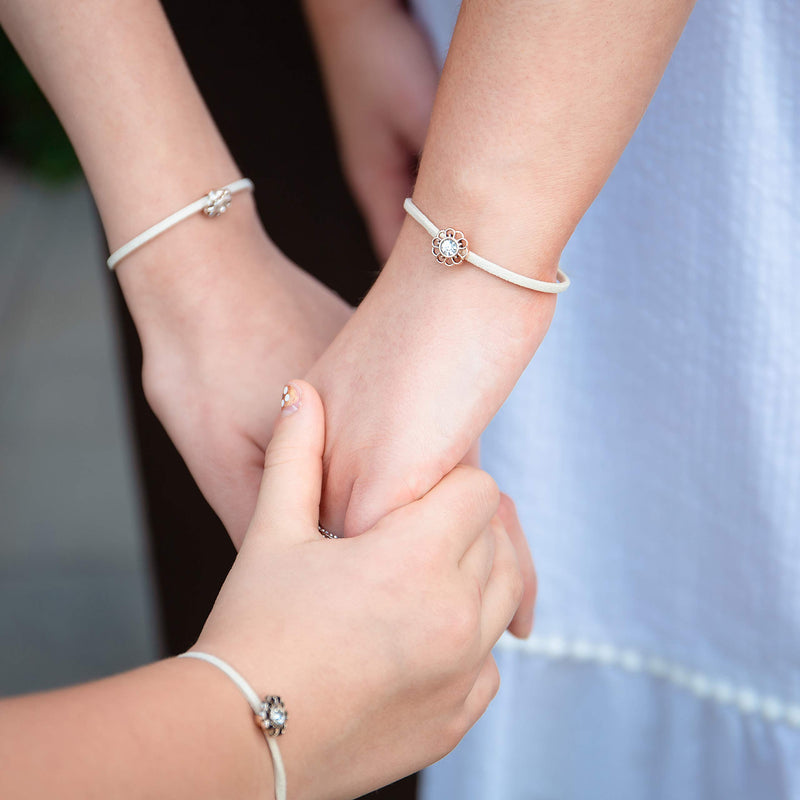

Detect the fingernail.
[{"left": 280, "top": 382, "right": 301, "bottom": 415}]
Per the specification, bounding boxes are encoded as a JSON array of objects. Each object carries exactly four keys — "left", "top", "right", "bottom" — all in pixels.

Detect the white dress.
[{"left": 411, "top": 1, "right": 800, "bottom": 797}]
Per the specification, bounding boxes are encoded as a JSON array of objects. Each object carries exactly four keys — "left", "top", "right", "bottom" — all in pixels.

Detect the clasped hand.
[
  {"left": 131, "top": 206, "right": 538, "bottom": 637},
  {"left": 196, "top": 381, "right": 525, "bottom": 800}
]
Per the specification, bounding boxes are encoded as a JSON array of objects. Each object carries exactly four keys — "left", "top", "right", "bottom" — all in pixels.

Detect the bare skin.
[
  {"left": 0, "top": 0, "right": 352, "bottom": 543},
  {"left": 303, "top": 0, "right": 696, "bottom": 547},
  {"left": 303, "top": 0, "right": 439, "bottom": 260},
  {"left": 0, "top": 0, "right": 699, "bottom": 792},
  {"left": 1, "top": 0, "right": 693, "bottom": 646},
  {"left": 0, "top": 383, "right": 524, "bottom": 800}
]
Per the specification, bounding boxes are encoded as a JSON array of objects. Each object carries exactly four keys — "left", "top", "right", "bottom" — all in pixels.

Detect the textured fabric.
[{"left": 411, "top": 1, "right": 800, "bottom": 797}]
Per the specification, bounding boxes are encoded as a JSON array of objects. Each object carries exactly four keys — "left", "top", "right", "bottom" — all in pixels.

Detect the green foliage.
[{"left": 0, "top": 29, "right": 81, "bottom": 183}]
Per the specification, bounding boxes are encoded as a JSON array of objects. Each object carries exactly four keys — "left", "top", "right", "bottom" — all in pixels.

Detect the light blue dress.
[{"left": 411, "top": 1, "right": 800, "bottom": 797}]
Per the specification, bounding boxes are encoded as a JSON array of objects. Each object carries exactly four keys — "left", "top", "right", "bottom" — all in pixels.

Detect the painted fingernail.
[{"left": 280, "top": 382, "right": 301, "bottom": 415}]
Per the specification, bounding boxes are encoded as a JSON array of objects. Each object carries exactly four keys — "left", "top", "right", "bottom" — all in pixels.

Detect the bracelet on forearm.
[
  {"left": 403, "top": 197, "right": 570, "bottom": 293},
  {"left": 106, "top": 178, "right": 254, "bottom": 271},
  {"left": 178, "top": 651, "right": 287, "bottom": 800}
]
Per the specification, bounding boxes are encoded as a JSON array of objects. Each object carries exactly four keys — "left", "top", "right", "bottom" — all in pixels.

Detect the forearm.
[
  {"left": 1, "top": 0, "right": 238, "bottom": 245},
  {"left": 308, "top": 0, "right": 695, "bottom": 536},
  {"left": 0, "top": 659, "right": 270, "bottom": 800},
  {"left": 384, "top": 0, "right": 696, "bottom": 341},
  {"left": 0, "top": 0, "right": 267, "bottom": 338},
  {"left": 1, "top": 0, "right": 354, "bottom": 542},
  {"left": 413, "top": 0, "right": 695, "bottom": 279}
]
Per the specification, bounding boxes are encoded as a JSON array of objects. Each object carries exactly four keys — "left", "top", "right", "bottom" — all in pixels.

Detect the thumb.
[{"left": 248, "top": 380, "right": 325, "bottom": 542}]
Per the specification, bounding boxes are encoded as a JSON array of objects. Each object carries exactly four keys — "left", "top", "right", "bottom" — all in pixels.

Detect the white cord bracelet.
[
  {"left": 106, "top": 178, "right": 254, "bottom": 271},
  {"left": 403, "top": 197, "right": 570, "bottom": 293},
  {"left": 178, "top": 651, "right": 287, "bottom": 800}
]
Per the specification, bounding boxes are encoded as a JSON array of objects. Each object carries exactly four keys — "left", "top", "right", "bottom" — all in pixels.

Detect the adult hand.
[
  {"left": 194, "top": 380, "right": 526, "bottom": 800},
  {"left": 304, "top": 0, "right": 438, "bottom": 259},
  {"left": 119, "top": 202, "right": 351, "bottom": 546}
]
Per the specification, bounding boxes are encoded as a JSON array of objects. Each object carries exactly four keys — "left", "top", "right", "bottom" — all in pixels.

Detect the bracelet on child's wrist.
[
  {"left": 178, "top": 650, "right": 287, "bottom": 800},
  {"left": 106, "top": 178, "right": 254, "bottom": 271}
]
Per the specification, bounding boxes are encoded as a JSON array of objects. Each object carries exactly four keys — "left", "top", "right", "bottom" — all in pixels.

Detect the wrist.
[
  {"left": 410, "top": 167, "right": 566, "bottom": 287},
  {"left": 163, "top": 657, "right": 274, "bottom": 800},
  {"left": 385, "top": 212, "right": 559, "bottom": 339},
  {"left": 96, "top": 148, "right": 243, "bottom": 254},
  {"left": 309, "top": 218, "right": 558, "bottom": 536},
  {"left": 114, "top": 193, "right": 278, "bottom": 353},
  {"left": 320, "top": 216, "right": 558, "bottom": 446}
]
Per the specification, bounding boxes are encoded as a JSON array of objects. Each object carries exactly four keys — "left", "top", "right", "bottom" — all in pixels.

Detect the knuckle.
[
  {"left": 263, "top": 441, "right": 299, "bottom": 472},
  {"left": 441, "top": 715, "right": 470, "bottom": 754},
  {"left": 497, "top": 492, "right": 518, "bottom": 524},
  {"left": 472, "top": 471, "right": 501, "bottom": 515},
  {"left": 467, "top": 661, "right": 501, "bottom": 727},
  {"left": 496, "top": 535, "right": 525, "bottom": 605},
  {"left": 450, "top": 667, "right": 479, "bottom": 702},
  {"left": 509, "top": 562, "right": 525, "bottom": 608},
  {"left": 487, "top": 660, "right": 501, "bottom": 700},
  {"left": 495, "top": 551, "right": 524, "bottom": 612},
  {"left": 441, "top": 599, "right": 479, "bottom": 654},
  {"left": 450, "top": 466, "right": 501, "bottom": 520},
  {"left": 527, "top": 560, "right": 539, "bottom": 605},
  {"left": 402, "top": 531, "right": 447, "bottom": 578},
  {"left": 415, "top": 525, "right": 450, "bottom": 564}
]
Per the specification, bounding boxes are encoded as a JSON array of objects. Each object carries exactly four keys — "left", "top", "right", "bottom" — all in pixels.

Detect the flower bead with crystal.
[
  {"left": 203, "top": 187, "right": 233, "bottom": 218},
  {"left": 255, "top": 695, "right": 288, "bottom": 737},
  {"left": 432, "top": 228, "right": 469, "bottom": 266}
]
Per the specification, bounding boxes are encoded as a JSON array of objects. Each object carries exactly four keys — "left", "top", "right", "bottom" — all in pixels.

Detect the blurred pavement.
[{"left": 0, "top": 161, "right": 159, "bottom": 694}]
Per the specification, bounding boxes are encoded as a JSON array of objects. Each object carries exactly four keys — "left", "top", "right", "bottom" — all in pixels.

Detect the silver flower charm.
[
  {"left": 432, "top": 228, "right": 469, "bottom": 266},
  {"left": 203, "top": 187, "right": 233, "bottom": 217},
  {"left": 255, "top": 695, "right": 288, "bottom": 737}
]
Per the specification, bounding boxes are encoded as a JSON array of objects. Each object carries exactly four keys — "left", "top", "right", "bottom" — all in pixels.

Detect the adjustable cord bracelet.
[
  {"left": 106, "top": 178, "right": 255, "bottom": 271},
  {"left": 178, "top": 651, "right": 287, "bottom": 800},
  {"left": 403, "top": 197, "right": 570, "bottom": 293}
]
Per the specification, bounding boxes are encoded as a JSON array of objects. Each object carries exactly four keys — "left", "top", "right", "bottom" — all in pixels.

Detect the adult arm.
[
  {"left": 0, "top": 0, "right": 351, "bottom": 544},
  {"left": 307, "top": 0, "right": 695, "bottom": 538}
]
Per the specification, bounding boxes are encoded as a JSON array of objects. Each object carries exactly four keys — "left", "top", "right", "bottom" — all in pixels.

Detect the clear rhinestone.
[
  {"left": 439, "top": 237, "right": 459, "bottom": 258},
  {"left": 269, "top": 707, "right": 286, "bottom": 726}
]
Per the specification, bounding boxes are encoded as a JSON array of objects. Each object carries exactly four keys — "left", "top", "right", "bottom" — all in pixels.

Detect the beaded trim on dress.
[{"left": 498, "top": 633, "right": 800, "bottom": 730}]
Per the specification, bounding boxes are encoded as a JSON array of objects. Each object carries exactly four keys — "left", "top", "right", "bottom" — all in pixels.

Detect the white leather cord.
[
  {"left": 403, "top": 197, "right": 570, "bottom": 293},
  {"left": 106, "top": 178, "right": 254, "bottom": 270},
  {"left": 178, "top": 651, "right": 287, "bottom": 800}
]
